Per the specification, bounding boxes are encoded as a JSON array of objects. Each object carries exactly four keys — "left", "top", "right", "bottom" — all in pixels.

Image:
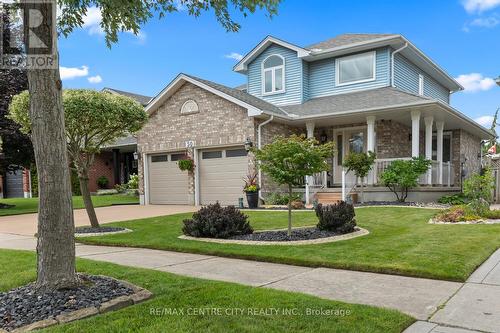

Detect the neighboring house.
[
  {"left": 135, "top": 33, "right": 491, "bottom": 205},
  {"left": 86, "top": 88, "right": 151, "bottom": 193}
]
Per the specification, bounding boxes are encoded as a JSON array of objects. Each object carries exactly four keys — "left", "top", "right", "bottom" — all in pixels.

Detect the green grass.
[
  {"left": 0, "top": 249, "right": 413, "bottom": 333},
  {"left": 0, "top": 195, "right": 139, "bottom": 216},
  {"left": 77, "top": 207, "right": 500, "bottom": 282}
]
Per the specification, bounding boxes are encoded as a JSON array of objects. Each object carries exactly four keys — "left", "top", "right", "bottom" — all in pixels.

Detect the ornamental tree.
[
  {"left": 9, "top": 0, "right": 281, "bottom": 291},
  {"left": 380, "top": 157, "right": 431, "bottom": 202},
  {"left": 9, "top": 90, "right": 147, "bottom": 229},
  {"left": 253, "top": 135, "right": 335, "bottom": 236},
  {"left": 343, "top": 151, "right": 376, "bottom": 203}
]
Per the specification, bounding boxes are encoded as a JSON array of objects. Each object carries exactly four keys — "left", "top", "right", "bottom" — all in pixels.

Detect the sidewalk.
[{"left": 0, "top": 232, "right": 460, "bottom": 321}]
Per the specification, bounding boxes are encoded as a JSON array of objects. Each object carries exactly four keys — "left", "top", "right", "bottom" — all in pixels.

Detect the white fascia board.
[
  {"left": 233, "top": 36, "right": 310, "bottom": 73},
  {"left": 145, "top": 74, "right": 262, "bottom": 117}
]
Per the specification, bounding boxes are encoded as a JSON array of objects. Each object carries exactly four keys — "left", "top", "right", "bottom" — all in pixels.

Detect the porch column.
[
  {"left": 436, "top": 121, "right": 444, "bottom": 185},
  {"left": 424, "top": 116, "right": 434, "bottom": 185},
  {"left": 411, "top": 110, "right": 421, "bottom": 158},
  {"left": 366, "top": 116, "right": 376, "bottom": 185},
  {"left": 305, "top": 122, "right": 315, "bottom": 204}
]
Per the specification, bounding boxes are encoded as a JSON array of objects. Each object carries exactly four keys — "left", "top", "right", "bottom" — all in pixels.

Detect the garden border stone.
[
  {"left": 7, "top": 277, "right": 152, "bottom": 332},
  {"left": 75, "top": 228, "right": 133, "bottom": 237},
  {"left": 429, "top": 218, "right": 500, "bottom": 225},
  {"left": 178, "top": 227, "right": 369, "bottom": 246}
]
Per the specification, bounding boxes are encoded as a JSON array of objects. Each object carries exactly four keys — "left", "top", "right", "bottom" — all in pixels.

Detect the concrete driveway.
[{"left": 0, "top": 205, "right": 197, "bottom": 236}]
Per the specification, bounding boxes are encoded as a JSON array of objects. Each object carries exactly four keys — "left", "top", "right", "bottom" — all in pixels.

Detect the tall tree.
[
  {"left": 14, "top": 0, "right": 281, "bottom": 291},
  {"left": 10, "top": 90, "right": 147, "bottom": 228}
]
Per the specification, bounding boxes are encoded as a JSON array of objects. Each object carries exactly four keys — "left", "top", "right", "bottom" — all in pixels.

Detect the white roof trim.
[
  {"left": 233, "top": 36, "right": 310, "bottom": 73},
  {"left": 145, "top": 74, "right": 262, "bottom": 116}
]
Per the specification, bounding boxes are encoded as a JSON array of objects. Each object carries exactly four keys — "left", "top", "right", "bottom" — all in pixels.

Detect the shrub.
[
  {"left": 343, "top": 151, "right": 376, "bottom": 203},
  {"left": 463, "top": 169, "right": 495, "bottom": 216},
  {"left": 380, "top": 157, "right": 431, "bottom": 202},
  {"left": 127, "top": 174, "right": 139, "bottom": 189},
  {"left": 434, "top": 205, "right": 481, "bottom": 222},
  {"left": 291, "top": 200, "right": 305, "bottom": 210},
  {"left": 97, "top": 176, "right": 109, "bottom": 189},
  {"left": 266, "top": 192, "right": 302, "bottom": 205},
  {"left": 438, "top": 193, "right": 467, "bottom": 205},
  {"left": 315, "top": 202, "right": 356, "bottom": 234},
  {"left": 182, "top": 203, "right": 253, "bottom": 238}
]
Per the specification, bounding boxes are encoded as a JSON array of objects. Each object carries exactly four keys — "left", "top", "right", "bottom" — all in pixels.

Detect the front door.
[{"left": 333, "top": 128, "right": 367, "bottom": 184}]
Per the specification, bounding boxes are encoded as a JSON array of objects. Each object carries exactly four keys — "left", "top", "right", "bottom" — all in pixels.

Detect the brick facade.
[
  {"left": 89, "top": 152, "right": 115, "bottom": 192},
  {"left": 137, "top": 82, "right": 256, "bottom": 201}
]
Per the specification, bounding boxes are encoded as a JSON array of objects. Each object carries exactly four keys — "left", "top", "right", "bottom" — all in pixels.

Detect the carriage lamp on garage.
[{"left": 244, "top": 138, "right": 253, "bottom": 152}]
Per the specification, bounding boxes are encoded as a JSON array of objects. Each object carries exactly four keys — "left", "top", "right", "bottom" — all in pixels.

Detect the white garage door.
[
  {"left": 199, "top": 147, "right": 248, "bottom": 206},
  {"left": 148, "top": 153, "right": 190, "bottom": 204}
]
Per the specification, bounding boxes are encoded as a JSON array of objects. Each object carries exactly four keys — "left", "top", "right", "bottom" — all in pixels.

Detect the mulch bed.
[
  {"left": 354, "top": 201, "right": 449, "bottom": 209},
  {"left": 75, "top": 226, "right": 126, "bottom": 234},
  {"left": 0, "top": 204, "right": 14, "bottom": 209},
  {"left": 0, "top": 274, "right": 134, "bottom": 331},
  {"left": 229, "top": 227, "right": 343, "bottom": 242}
]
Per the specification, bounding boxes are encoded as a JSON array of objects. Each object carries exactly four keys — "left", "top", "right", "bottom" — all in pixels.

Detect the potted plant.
[
  {"left": 243, "top": 173, "right": 259, "bottom": 208},
  {"left": 178, "top": 157, "right": 195, "bottom": 172}
]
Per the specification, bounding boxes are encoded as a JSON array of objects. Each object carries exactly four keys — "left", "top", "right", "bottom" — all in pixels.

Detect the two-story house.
[{"left": 136, "top": 34, "right": 492, "bottom": 206}]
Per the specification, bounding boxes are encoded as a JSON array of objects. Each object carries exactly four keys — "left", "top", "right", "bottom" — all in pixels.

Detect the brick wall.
[
  {"left": 88, "top": 152, "right": 115, "bottom": 192},
  {"left": 376, "top": 120, "right": 412, "bottom": 158},
  {"left": 137, "top": 82, "right": 256, "bottom": 200},
  {"left": 460, "top": 129, "right": 481, "bottom": 181}
]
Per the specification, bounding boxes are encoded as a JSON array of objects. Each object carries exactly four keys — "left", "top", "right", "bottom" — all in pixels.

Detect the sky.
[{"left": 58, "top": 0, "right": 500, "bottom": 129}]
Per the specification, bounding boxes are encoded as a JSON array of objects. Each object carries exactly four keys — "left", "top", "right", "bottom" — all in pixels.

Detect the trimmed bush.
[
  {"left": 315, "top": 202, "right": 356, "bottom": 234},
  {"left": 97, "top": 176, "right": 109, "bottom": 189},
  {"left": 438, "top": 193, "right": 467, "bottom": 205},
  {"left": 266, "top": 192, "right": 302, "bottom": 205},
  {"left": 182, "top": 203, "right": 253, "bottom": 239}
]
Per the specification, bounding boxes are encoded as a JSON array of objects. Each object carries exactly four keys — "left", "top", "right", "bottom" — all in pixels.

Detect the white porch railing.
[{"left": 370, "top": 158, "right": 454, "bottom": 186}]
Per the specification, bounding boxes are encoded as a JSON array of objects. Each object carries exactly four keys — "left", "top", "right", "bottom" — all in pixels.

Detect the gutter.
[
  {"left": 257, "top": 115, "right": 274, "bottom": 202},
  {"left": 391, "top": 42, "right": 408, "bottom": 87}
]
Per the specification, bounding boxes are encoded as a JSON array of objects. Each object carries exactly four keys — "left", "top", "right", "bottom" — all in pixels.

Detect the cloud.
[
  {"left": 462, "top": 0, "right": 500, "bottom": 13},
  {"left": 475, "top": 115, "right": 495, "bottom": 127},
  {"left": 88, "top": 75, "right": 103, "bottom": 84},
  {"left": 470, "top": 15, "right": 500, "bottom": 26},
  {"left": 80, "top": 6, "right": 146, "bottom": 42},
  {"left": 455, "top": 73, "right": 496, "bottom": 92},
  {"left": 224, "top": 52, "right": 243, "bottom": 61},
  {"left": 60, "top": 66, "right": 89, "bottom": 80}
]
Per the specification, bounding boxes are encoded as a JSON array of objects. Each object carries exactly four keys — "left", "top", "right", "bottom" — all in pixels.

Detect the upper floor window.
[
  {"left": 336, "top": 51, "right": 376, "bottom": 86},
  {"left": 181, "top": 99, "right": 199, "bottom": 114},
  {"left": 262, "top": 54, "right": 285, "bottom": 95}
]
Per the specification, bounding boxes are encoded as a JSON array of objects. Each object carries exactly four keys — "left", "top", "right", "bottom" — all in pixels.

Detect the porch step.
[{"left": 315, "top": 192, "right": 342, "bottom": 205}]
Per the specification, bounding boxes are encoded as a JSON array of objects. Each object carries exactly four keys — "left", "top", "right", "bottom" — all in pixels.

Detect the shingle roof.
[
  {"left": 183, "top": 74, "right": 288, "bottom": 117},
  {"left": 103, "top": 88, "right": 152, "bottom": 106},
  {"left": 234, "top": 83, "right": 247, "bottom": 91},
  {"left": 281, "top": 87, "right": 432, "bottom": 117},
  {"left": 306, "top": 33, "right": 398, "bottom": 51}
]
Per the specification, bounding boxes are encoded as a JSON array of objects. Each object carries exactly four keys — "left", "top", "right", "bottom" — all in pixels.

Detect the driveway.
[{"left": 0, "top": 205, "right": 197, "bottom": 236}]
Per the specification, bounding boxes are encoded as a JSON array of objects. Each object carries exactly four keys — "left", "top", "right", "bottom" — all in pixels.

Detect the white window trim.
[
  {"left": 180, "top": 99, "right": 199, "bottom": 114},
  {"left": 261, "top": 54, "right": 286, "bottom": 96},
  {"left": 335, "top": 51, "right": 376, "bottom": 87},
  {"left": 418, "top": 74, "right": 424, "bottom": 96}
]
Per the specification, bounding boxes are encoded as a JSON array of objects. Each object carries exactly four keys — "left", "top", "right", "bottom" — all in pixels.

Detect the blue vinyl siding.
[
  {"left": 302, "top": 60, "right": 309, "bottom": 100},
  {"left": 247, "top": 44, "right": 304, "bottom": 106},
  {"left": 394, "top": 53, "right": 450, "bottom": 104},
  {"left": 307, "top": 48, "right": 391, "bottom": 99}
]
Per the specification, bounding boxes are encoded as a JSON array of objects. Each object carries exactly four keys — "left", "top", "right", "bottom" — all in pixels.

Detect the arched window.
[
  {"left": 262, "top": 54, "right": 285, "bottom": 94},
  {"left": 181, "top": 99, "right": 199, "bottom": 114}
]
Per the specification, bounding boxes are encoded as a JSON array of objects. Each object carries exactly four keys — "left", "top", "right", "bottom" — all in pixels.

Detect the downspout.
[
  {"left": 257, "top": 114, "right": 274, "bottom": 202},
  {"left": 391, "top": 42, "right": 408, "bottom": 87}
]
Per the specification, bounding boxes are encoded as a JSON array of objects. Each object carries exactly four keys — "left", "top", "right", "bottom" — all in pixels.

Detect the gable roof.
[
  {"left": 306, "top": 33, "right": 398, "bottom": 51},
  {"left": 233, "top": 33, "right": 462, "bottom": 92},
  {"left": 145, "top": 73, "right": 289, "bottom": 118},
  {"left": 102, "top": 88, "right": 152, "bottom": 106}
]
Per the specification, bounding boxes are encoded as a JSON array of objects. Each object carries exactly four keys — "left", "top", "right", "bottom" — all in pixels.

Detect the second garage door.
[
  {"left": 148, "top": 153, "right": 190, "bottom": 204},
  {"left": 199, "top": 147, "right": 248, "bottom": 206}
]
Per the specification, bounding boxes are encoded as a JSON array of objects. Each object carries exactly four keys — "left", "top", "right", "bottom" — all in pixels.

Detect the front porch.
[{"left": 298, "top": 105, "right": 476, "bottom": 203}]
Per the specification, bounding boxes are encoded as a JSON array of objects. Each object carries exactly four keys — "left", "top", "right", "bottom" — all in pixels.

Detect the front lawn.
[
  {"left": 0, "top": 249, "right": 412, "bottom": 333},
  {"left": 0, "top": 195, "right": 139, "bottom": 216},
  {"left": 78, "top": 207, "right": 500, "bottom": 282}
]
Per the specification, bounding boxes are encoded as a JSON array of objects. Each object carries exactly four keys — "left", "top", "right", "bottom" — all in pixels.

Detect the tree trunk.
[
  {"left": 23, "top": 1, "right": 79, "bottom": 291},
  {"left": 287, "top": 184, "right": 292, "bottom": 237},
  {"left": 79, "top": 175, "right": 100, "bottom": 228},
  {"left": 360, "top": 176, "right": 364, "bottom": 203}
]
